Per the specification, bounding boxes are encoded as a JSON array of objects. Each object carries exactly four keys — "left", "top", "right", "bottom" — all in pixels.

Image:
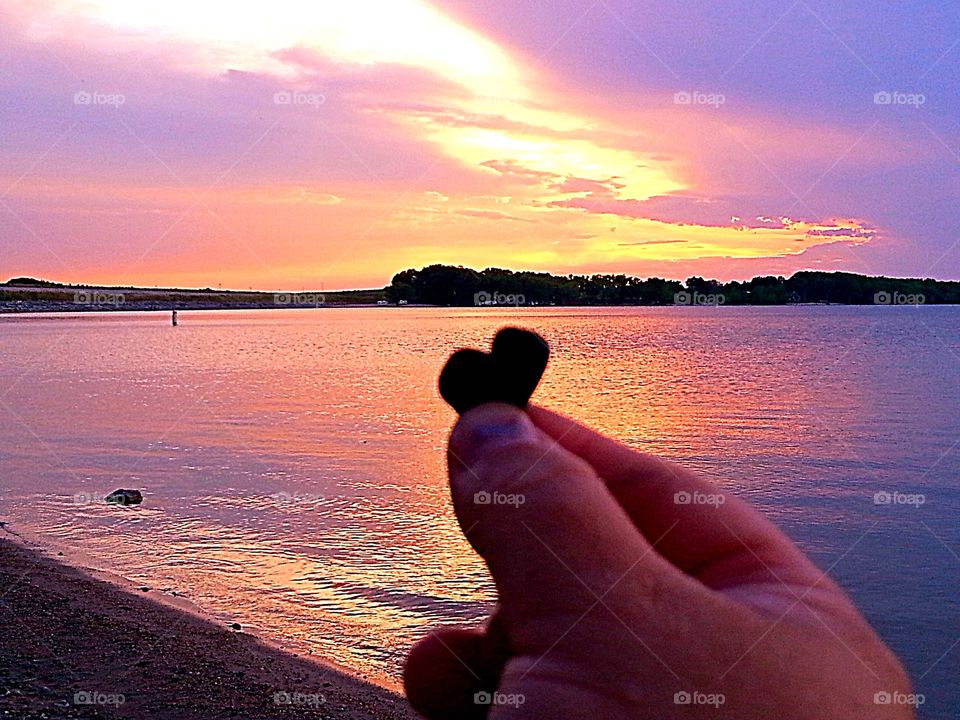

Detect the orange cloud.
[{"left": 2, "top": 0, "right": 929, "bottom": 289}]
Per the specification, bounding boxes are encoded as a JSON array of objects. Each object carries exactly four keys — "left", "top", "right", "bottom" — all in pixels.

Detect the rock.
[
  {"left": 104, "top": 489, "right": 143, "bottom": 505},
  {"left": 230, "top": 623, "right": 241, "bottom": 631},
  {"left": 439, "top": 327, "right": 549, "bottom": 414},
  {"left": 491, "top": 327, "right": 551, "bottom": 407},
  {"left": 438, "top": 349, "right": 498, "bottom": 414}
]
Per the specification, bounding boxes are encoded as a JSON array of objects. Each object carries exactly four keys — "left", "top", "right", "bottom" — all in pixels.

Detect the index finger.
[{"left": 526, "top": 405, "right": 831, "bottom": 595}]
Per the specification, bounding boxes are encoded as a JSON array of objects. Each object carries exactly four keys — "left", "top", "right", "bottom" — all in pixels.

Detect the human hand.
[{"left": 404, "top": 403, "right": 916, "bottom": 719}]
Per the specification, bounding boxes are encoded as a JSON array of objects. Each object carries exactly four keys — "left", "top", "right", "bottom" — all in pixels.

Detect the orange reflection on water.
[{"left": 3, "top": 307, "right": 957, "bottom": 690}]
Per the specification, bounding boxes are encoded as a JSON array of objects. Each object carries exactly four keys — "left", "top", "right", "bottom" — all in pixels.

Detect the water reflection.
[{"left": 0, "top": 307, "right": 958, "bottom": 711}]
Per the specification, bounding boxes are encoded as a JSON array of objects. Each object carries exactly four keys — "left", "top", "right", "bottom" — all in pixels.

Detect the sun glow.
[
  {"left": 27, "top": 0, "right": 685, "bottom": 202},
  {"left": 2, "top": 0, "right": 886, "bottom": 287},
  {"left": 425, "top": 125, "right": 682, "bottom": 200},
  {"left": 40, "top": 0, "right": 525, "bottom": 95}
]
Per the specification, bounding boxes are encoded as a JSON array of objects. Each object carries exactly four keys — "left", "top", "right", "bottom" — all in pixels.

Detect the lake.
[{"left": 0, "top": 307, "right": 957, "bottom": 717}]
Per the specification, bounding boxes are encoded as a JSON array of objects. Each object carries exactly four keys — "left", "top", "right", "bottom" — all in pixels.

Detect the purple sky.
[{"left": 1, "top": 0, "right": 958, "bottom": 289}]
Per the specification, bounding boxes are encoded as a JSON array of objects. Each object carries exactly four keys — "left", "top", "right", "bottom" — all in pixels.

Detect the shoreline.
[
  {"left": 0, "top": 532, "right": 417, "bottom": 719},
  {"left": 0, "top": 284, "right": 392, "bottom": 314},
  {"left": 0, "top": 304, "right": 415, "bottom": 315},
  {"left": 2, "top": 303, "right": 957, "bottom": 316}
]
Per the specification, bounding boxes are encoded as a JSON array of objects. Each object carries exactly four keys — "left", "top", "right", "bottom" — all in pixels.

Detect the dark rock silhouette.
[
  {"left": 440, "top": 327, "right": 549, "bottom": 413},
  {"left": 105, "top": 489, "right": 143, "bottom": 505}
]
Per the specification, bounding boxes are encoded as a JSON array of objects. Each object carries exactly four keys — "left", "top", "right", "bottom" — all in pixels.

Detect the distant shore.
[
  {"left": 6, "top": 268, "right": 960, "bottom": 312},
  {"left": 0, "top": 283, "right": 392, "bottom": 314},
  {"left": 0, "top": 534, "right": 416, "bottom": 719}
]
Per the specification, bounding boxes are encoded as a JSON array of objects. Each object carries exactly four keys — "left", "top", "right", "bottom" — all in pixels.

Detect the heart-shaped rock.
[{"left": 438, "top": 327, "right": 549, "bottom": 414}]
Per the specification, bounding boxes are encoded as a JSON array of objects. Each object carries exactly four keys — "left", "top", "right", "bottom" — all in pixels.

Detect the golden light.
[
  {"left": 424, "top": 124, "right": 683, "bottom": 200},
  {"left": 60, "top": 0, "right": 524, "bottom": 96},
  {"left": 8, "top": 0, "right": 873, "bottom": 286}
]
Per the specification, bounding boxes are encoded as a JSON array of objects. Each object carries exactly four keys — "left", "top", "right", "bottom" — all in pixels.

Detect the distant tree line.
[
  {"left": 2, "top": 277, "right": 65, "bottom": 287},
  {"left": 385, "top": 265, "right": 960, "bottom": 306}
]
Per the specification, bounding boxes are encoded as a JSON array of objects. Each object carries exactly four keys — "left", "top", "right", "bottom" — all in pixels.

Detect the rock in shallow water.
[
  {"left": 439, "top": 327, "right": 549, "bottom": 414},
  {"left": 104, "top": 489, "right": 143, "bottom": 506}
]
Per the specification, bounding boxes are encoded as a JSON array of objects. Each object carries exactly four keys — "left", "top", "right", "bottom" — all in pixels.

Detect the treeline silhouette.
[{"left": 386, "top": 265, "right": 960, "bottom": 306}]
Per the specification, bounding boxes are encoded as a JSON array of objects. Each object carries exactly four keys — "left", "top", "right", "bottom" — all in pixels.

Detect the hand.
[{"left": 404, "top": 403, "right": 916, "bottom": 719}]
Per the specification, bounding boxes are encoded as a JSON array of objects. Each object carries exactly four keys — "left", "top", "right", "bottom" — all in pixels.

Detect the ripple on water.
[{"left": 1, "top": 307, "right": 957, "bottom": 702}]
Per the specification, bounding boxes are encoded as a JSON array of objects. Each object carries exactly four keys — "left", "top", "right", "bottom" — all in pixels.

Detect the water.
[{"left": 0, "top": 307, "right": 957, "bottom": 716}]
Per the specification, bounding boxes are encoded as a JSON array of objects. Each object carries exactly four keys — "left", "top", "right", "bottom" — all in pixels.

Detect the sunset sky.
[{"left": 1, "top": 0, "right": 958, "bottom": 289}]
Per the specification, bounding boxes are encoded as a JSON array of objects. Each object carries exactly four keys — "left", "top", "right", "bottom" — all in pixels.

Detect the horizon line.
[{"left": 5, "top": 266, "right": 960, "bottom": 295}]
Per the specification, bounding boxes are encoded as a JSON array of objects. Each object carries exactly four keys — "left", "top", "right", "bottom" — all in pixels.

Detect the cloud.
[
  {"left": 617, "top": 239, "right": 689, "bottom": 246},
  {"left": 806, "top": 227, "right": 876, "bottom": 238},
  {"left": 453, "top": 209, "right": 533, "bottom": 222},
  {"left": 2, "top": 0, "right": 959, "bottom": 287},
  {"left": 552, "top": 176, "right": 624, "bottom": 195},
  {"left": 479, "top": 159, "right": 559, "bottom": 184}
]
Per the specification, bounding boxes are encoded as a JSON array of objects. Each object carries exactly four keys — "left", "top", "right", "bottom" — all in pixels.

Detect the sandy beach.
[{"left": 0, "top": 536, "right": 417, "bottom": 720}]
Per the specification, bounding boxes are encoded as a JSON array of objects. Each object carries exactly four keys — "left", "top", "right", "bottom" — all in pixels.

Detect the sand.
[{"left": 0, "top": 536, "right": 418, "bottom": 720}]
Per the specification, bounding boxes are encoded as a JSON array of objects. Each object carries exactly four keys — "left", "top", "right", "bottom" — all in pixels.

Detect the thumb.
[{"left": 447, "top": 404, "right": 692, "bottom": 641}]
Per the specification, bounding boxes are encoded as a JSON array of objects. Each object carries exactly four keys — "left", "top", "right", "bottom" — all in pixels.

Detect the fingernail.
[{"left": 452, "top": 407, "right": 539, "bottom": 467}]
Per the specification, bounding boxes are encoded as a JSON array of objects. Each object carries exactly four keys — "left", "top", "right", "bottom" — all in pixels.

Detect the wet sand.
[{"left": 0, "top": 537, "right": 417, "bottom": 720}]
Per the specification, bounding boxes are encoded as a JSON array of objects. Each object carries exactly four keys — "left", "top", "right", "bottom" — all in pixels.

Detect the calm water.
[{"left": 0, "top": 307, "right": 958, "bottom": 716}]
